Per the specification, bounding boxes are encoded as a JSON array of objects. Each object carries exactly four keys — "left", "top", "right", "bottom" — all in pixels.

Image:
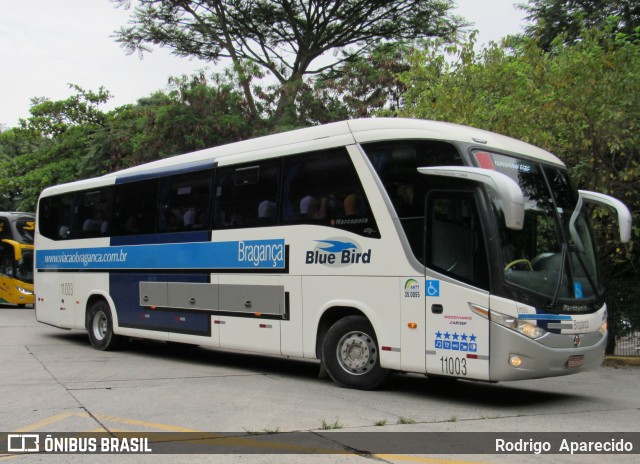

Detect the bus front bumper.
[{"left": 489, "top": 322, "right": 607, "bottom": 381}]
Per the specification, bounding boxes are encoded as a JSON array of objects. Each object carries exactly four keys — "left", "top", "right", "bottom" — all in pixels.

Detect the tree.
[
  {"left": 85, "top": 72, "right": 253, "bottom": 174},
  {"left": 23, "top": 84, "right": 111, "bottom": 137},
  {"left": 0, "top": 128, "right": 47, "bottom": 209},
  {"left": 0, "top": 85, "right": 111, "bottom": 211},
  {"left": 400, "top": 31, "right": 640, "bottom": 353},
  {"left": 113, "top": 0, "right": 465, "bottom": 129},
  {"left": 399, "top": 31, "right": 640, "bottom": 279},
  {"left": 519, "top": 0, "right": 640, "bottom": 50},
  {"left": 314, "top": 42, "right": 412, "bottom": 119}
]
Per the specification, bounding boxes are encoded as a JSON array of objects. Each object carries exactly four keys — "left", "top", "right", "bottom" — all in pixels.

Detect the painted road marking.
[{"left": 4, "top": 413, "right": 485, "bottom": 463}]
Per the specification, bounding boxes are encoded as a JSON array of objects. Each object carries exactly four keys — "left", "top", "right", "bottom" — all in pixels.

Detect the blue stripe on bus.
[
  {"left": 36, "top": 239, "right": 286, "bottom": 271},
  {"left": 518, "top": 314, "right": 572, "bottom": 321}
]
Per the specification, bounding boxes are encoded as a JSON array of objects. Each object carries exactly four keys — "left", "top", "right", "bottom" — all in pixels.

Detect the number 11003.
[{"left": 440, "top": 356, "right": 467, "bottom": 376}]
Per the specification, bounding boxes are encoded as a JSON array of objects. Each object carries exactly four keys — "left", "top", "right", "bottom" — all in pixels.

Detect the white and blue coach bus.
[{"left": 35, "top": 118, "right": 631, "bottom": 389}]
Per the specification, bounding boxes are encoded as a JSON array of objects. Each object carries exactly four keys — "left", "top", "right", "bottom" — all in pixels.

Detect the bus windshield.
[
  {"left": 16, "top": 248, "right": 34, "bottom": 284},
  {"left": 474, "top": 150, "right": 602, "bottom": 309},
  {"left": 15, "top": 218, "right": 35, "bottom": 244},
  {"left": 0, "top": 241, "right": 34, "bottom": 285},
  {"left": 0, "top": 239, "right": 34, "bottom": 306}
]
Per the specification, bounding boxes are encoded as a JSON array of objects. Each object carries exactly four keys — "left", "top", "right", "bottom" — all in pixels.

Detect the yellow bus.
[{"left": 0, "top": 212, "right": 35, "bottom": 306}]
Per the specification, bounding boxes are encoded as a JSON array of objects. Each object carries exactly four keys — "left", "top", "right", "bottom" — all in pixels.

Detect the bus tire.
[
  {"left": 87, "top": 300, "right": 123, "bottom": 351},
  {"left": 322, "top": 315, "right": 389, "bottom": 390}
]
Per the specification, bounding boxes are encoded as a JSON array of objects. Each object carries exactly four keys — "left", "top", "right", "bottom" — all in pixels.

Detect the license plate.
[{"left": 567, "top": 355, "right": 584, "bottom": 368}]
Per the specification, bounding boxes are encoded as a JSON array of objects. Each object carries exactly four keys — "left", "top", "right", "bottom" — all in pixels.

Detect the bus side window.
[
  {"left": 112, "top": 180, "right": 159, "bottom": 236},
  {"left": 281, "top": 148, "right": 380, "bottom": 237},
  {"left": 38, "top": 193, "right": 74, "bottom": 240},
  {"left": 214, "top": 160, "right": 280, "bottom": 229},
  {"left": 158, "top": 170, "right": 212, "bottom": 232},
  {"left": 74, "top": 188, "right": 114, "bottom": 238}
]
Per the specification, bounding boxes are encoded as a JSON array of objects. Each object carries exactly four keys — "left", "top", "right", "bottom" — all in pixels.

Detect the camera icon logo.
[{"left": 7, "top": 434, "right": 40, "bottom": 452}]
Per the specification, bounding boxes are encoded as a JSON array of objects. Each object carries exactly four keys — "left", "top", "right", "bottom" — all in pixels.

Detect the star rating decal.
[{"left": 434, "top": 331, "right": 478, "bottom": 352}]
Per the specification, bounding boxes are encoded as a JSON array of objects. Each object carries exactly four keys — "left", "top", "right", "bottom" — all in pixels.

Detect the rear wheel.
[
  {"left": 87, "top": 300, "right": 123, "bottom": 351},
  {"left": 322, "top": 315, "right": 389, "bottom": 390}
]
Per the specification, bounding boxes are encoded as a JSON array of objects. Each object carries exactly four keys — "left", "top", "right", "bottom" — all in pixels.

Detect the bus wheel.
[
  {"left": 87, "top": 300, "right": 123, "bottom": 351},
  {"left": 322, "top": 315, "right": 389, "bottom": 390}
]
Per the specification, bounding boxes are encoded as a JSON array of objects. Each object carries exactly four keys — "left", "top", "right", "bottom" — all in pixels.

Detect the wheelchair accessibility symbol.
[{"left": 426, "top": 280, "right": 440, "bottom": 297}]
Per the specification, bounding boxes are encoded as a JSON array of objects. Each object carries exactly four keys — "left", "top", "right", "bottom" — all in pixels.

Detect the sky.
[{"left": 0, "top": 0, "right": 527, "bottom": 129}]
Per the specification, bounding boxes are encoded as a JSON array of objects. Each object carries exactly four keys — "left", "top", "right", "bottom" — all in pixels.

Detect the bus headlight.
[
  {"left": 491, "top": 310, "right": 546, "bottom": 340},
  {"left": 469, "top": 304, "right": 546, "bottom": 339},
  {"left": 16, "top": 286, "right": 34, "bottom": 296}
]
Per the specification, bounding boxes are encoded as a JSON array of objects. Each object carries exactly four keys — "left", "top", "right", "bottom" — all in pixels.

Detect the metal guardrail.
[
  {"left": 607, "top": 278, "right": 639, "bottom": 357},
  {"left": 614, "top": 332, "right": 640, "bottom": 356}
]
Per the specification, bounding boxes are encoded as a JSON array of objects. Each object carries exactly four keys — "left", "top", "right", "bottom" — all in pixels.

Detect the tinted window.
[
  {"left": 14, "top": 218, "right": 35, "bottom": 244},
  {"left": 0, "top": 242, "right": 14, "bottom": 277},
  {"left": 214, "top": 160, "right": 280, "bottom": 229},
  {"left": 158, "top": 170, "right": 212, "bottom": 232},
  {"left": 17, "top": 249, "right": 33, "bottom": 284},
  {"left": 0, "top": 218, "right": 10, "bottom": 241},
  {"left": 362, "top": 140, "right": 463, "bottom": 260},
  {"left": 74, "top": 187, "right": 114, "bottom": 238},
  {"left": 38, "top": 193, "right": 74, "bottom": 240},
  {"left": 427, "top": 193, "right": 489, "bottom": 290},
  {"left": 363, "top": 140, "right": 463, "bottom": 217},
  {"left": 281, "top": 148, "right": 379, "bottom": 237},
  {"left": 112, "top": 180, "right": 159, "bottom": 236}
]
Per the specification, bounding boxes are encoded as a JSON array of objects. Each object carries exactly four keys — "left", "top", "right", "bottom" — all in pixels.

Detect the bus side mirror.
[
  {"left": 418, "top": 166, "right": 525, "bottom": 230},
  {"left": 578, "top": 190, "right": 632, "bottom": 243}
]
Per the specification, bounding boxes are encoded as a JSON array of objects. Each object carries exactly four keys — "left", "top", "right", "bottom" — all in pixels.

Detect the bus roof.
[{"left": 40, "top": 118, "right": 564, "bottom": 195}]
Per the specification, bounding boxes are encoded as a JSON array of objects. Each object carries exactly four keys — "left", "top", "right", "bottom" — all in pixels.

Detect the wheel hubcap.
[
  {"left": 337, "top": 331, "right": 377, "bottom": 375},
  {"left": 93, "top": 311, "right": 107, "bottom": 341}
]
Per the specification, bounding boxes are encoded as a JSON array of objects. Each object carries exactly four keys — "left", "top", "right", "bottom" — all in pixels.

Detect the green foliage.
[
  {"left": 518, "top": 0, "right": 640, "bottom": 50},
  {"left": 2, "top": 1, "right": 466, "bottom": 211},
  {"left": 23, "top": 84, "right": 111, "bottom": 137},
  {"left": 314, "top": 42, "right": 413, "bottom": 119},
  {"left": 85, "top": 72, "right": 253, "bottom": 174},
  {"left": 0, "top": 76, "right": 253, "bottom": 212},
  {"left": 607, "top": 279, "right": 640, "bottom": 340},
  {"left": 319, "top": 418, "right": 343, "bottom": 430},
  {"left": 113, "top": 0, "right": 465, "bottom": 128},
  {"left": 399, "top": 30, "right": 640, "bottom": 278},
  {"left": 0, "top": 85, "right": 108, "bottom": 211}
]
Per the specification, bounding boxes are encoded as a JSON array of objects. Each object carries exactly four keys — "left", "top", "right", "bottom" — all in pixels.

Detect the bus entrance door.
[
  {"left": 423, "top": 191, "right": 491, "bottom": 381},
  {"left": 425, "top": 280, "right": 490, "bottom": 380}
]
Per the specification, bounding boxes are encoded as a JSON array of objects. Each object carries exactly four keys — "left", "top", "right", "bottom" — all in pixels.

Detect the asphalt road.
[{"left": 1, "top": 305, "right": 638, "bottom": 463}]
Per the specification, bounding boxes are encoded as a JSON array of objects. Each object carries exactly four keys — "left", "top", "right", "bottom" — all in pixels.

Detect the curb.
[{"left": 602, "top": 356, "right": 640, "bottom": 367}]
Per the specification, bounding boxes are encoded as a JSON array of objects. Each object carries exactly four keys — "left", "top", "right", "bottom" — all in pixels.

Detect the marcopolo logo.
[{"left": 305, "top": 239, "right": 372, "bottom": 266}]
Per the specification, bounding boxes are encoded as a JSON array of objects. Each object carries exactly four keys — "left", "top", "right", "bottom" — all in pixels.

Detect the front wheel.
[
  {"left": 86, "top": 300, "right": 123, "bottom": 351},
  {"left": 322, "top": 316, "right": 389, "bottom": 390}
]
